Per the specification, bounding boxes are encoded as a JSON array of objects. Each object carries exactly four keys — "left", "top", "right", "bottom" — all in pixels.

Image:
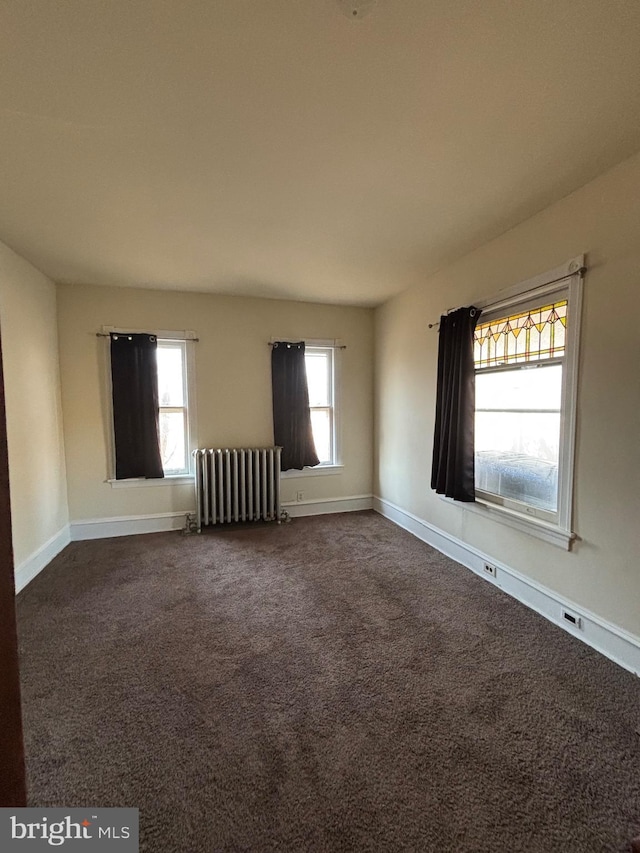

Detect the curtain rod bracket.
[{"left": 429, "top": 306, "right": 476, "bottom": 330}]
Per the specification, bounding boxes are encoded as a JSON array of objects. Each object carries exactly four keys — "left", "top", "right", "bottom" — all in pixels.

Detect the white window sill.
[
  {"left": 438, "top": 494, "right": 575, "bottom": 549},
  {"left": 281, "top": 464, "right": 344, "bottom": 479},
  {"left": 108, "top": 475, "right": 194, "bottom": 489}
]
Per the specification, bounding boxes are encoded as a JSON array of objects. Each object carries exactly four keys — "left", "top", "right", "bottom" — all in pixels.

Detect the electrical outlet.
[
  {"left": 296, "top": 491, "right": 304, "bottom": 502},
  {"left": 561, "top": 608, "right": 582, "bottom": 629},
  {"left": 483, "top": 562, "right": 497, "bottom": 578}
]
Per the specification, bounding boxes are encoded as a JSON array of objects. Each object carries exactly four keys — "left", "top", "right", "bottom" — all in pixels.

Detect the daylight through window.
[
  {"left": 305, "top": 347, "right": 335, "bottom": 465},
  {"left": 157, "top": 340, "right": 190, "bottom": 475}
]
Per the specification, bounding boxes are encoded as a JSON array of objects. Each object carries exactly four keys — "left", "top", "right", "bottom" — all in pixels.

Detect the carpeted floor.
[{"left": 16, "top": 511, "right": 640, "bottom": 852}]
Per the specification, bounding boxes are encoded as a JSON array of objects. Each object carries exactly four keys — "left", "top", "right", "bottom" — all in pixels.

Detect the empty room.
[{"left": 1, "top": 1, "right": 639, "bottom": 851}]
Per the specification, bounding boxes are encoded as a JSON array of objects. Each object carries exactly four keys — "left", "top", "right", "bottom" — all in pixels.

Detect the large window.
[
  {"left": 472, "top": 258, "right": 583, "bottom": 544},
  {"left": 304, "top": 346, "right": 336, "bottom": 466}
]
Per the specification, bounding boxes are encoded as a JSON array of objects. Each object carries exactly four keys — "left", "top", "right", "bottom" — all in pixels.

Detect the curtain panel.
[
  {"left": 110, "top": 333, "right": 164, "bottom": 480},
  {"left": 431, "top": 307, "right": 480, "bottom": 502},
  {"left": 271, "top": 341, "right": 320, "bottom": 471}
]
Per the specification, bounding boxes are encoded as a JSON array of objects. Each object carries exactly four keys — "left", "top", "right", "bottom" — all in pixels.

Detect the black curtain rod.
[
  {"left": 96, "top": 333, "right": 199, "bottom": 342},
  {"left": 268, "top": 341, "right": 347, "bottom": 349},
  {"left": 428, "top": 266, "right": 586, "bottom": 330}
]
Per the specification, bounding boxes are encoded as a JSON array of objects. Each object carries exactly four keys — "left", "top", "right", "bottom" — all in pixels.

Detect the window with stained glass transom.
[{"left": 435, "top": 257, "right": 583, "bottom": 548}]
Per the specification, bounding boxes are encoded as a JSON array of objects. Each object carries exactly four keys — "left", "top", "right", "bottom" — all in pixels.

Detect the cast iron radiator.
[{"left": 193, "top": 447, "right": 282, "bottom": 531}]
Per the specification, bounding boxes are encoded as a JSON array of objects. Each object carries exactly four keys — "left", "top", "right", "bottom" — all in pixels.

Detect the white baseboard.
[
  {"left": 71, "top": 511, "right": 190, "bottom": 541},
  {"left": 14, "top": 524, "right": 71, "bottom": 594},
  {"left": 373, "top": 496, "right": 640, "bottom": 677},
  {"left": 70, "top": 496, "right": 373, "bottom": 540},
  {"left": 282, "top": 494, "right": 373, "bottom": 518}
]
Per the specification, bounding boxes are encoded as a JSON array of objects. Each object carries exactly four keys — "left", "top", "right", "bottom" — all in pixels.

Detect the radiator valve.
[{"left": 183, "top": 513, "right": 200, "bottom": 535}]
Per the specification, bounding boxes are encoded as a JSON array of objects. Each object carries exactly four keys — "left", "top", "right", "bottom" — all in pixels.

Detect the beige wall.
[
  {"left": 0, "top": 241, "right": 69, "bottom": 570},
  {"left": 57, "top": 285, "right": 373, "bottom": 522},
  {"left": 375, "top": 151, "right": 640, "bottom": 638}
]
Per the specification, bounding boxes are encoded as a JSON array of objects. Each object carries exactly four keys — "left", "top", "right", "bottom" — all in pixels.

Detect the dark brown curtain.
[
  {"left": 110, "top": 333, "right": 164, "bottom": 480},
  {"left": 431, "top": 307, "right": 481, "bottom": 501},
  {"left": 271, "top": 341, "right": 320, "bottom": 471}
]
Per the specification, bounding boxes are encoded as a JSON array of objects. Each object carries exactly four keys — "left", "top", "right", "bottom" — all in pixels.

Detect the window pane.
[
  {"left": 476, "top": 364, "right": 562, "bottom": 411},
  {"left": 310, "top": 409, "right": 331, "bottom": 463},
  {"left": 157, "top": 345, "right": 184, "bottom": 407},
  {"left": 305, "top": 353, "right": 330, "bottom": 407},
  {"left": 159, "top": 411, "right": 186, "bottom": 472},
  {"left": 475, "top": 365, "right": 562, "bottom": 512},
  {"left": 475, "top": 414, "right": 560, "bottom": 511}
]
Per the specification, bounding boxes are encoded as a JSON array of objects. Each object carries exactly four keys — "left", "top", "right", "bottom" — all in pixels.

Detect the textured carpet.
[{"left": 16, "top": 511, "right": 640, "bottom": 852}]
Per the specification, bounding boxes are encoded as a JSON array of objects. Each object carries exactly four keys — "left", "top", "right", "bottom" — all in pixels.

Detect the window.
[
  {"left": 474, "top": 298, "right": 567, "bottom": 519},
  {"left": 471, "top": 257, "right": 583, "bottom": 545},
  {"left": 157, "top": 340, "right": 190, "bottom": 475},
  {"left": 105, "top": 327, "right": 197, "bottom": 485},
  {"left": 305, "top": 347, "right": 336, "bottom": 466}
]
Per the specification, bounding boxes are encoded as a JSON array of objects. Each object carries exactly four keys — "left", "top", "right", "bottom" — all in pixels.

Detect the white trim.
[
  {"left": 474, "top": 255, "right": 584, "bottom": 313},
  {"left": 283, "top": 494, "right": 372, "bottom": 517},
  {"left": 71, "top": 511, "right": 190, "bottom": 541},
  {"left": 14, "top": 524, "right": 71, "bottom": 593},
  {"left": 184, "top": 332, "right": 199, "bottom": 468},
  {"left": 281, "top": 464, "right": 344, "bottom": 479},
  {"left": 108, "top": 475, "right": 195, "bottom": 489},
  {"left": 557, "top": 269, "right": 582, "bottom": 535},
  {"left": 373, "top": 496, "right": 640, "bottom": 677},
  {"left": 71, "top": 496, "right": 371, "bottom": 539},
  {"left": 439, "top": 494, "right": 573, "bottom": 549},
  {"left": 333, "top": 344, "right": 343, "bottom": 466}
]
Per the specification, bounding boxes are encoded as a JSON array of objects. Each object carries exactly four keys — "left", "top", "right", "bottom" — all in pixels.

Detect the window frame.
[
  {"left": 278, "top": 338, "right": 343, "bottom": 479},
  {"left": 441, "top": 257, "right": 584, "bottom": 549},
  {"left": 102, "top": 326, "right": 198, "bottom": 487}
]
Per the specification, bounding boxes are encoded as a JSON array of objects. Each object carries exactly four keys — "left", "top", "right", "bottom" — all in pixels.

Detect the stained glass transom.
[{"left": 474, "top": 300, "right": 567, "bottom": 369}]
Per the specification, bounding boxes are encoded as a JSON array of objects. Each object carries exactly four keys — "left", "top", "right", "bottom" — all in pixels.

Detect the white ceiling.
[{"left": 1, "top": 0, "right": 640, "bottom": 306}]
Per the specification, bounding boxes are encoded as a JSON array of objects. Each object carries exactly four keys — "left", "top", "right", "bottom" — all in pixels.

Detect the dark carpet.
[{"left": 16, "top": 511, "right": 640, "bottom": 852}]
